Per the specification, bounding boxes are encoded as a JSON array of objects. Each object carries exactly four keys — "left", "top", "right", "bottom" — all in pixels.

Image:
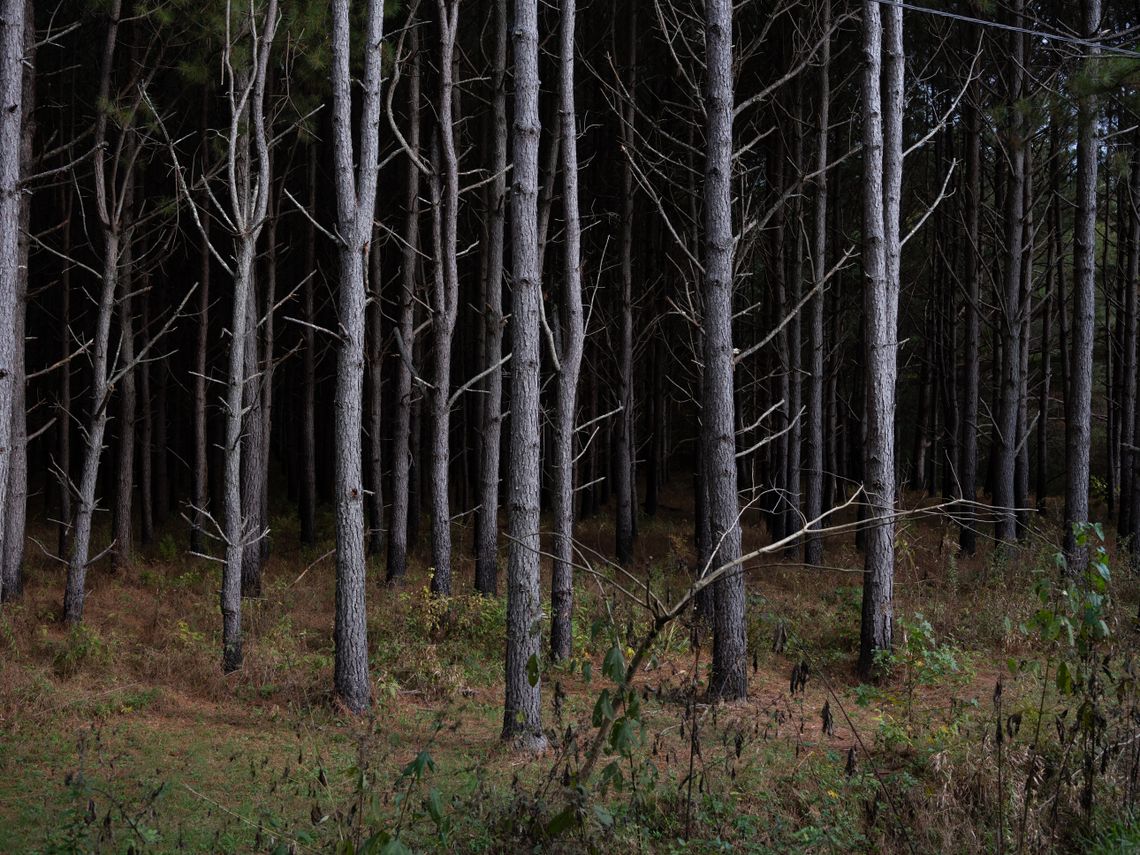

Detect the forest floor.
[{"left": 3, "top": 487, "right": 1140, "bottom": 853}]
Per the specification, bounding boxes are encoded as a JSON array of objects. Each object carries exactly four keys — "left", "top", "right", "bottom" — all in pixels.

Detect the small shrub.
[{"left": 49, "top": 623, "right": 115, "bottom": 679}]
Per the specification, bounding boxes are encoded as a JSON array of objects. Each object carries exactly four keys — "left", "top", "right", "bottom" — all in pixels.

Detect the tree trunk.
[
  {"left": 1122, "top": 138, "right": 1140, "bottom": 540},
  {"left": 703, "top": 0, "right": 747, "bottom": 702},
  {"left": 240, "top": 270, "right": 266, "bottom": 597},
  {"left": 959, "top": 57, "right": 981, "bottom": 555},
  {"left": 57, "top": 191, "right": 72, "bottom": 559},
  {"left": 1064, "top": 0, "right": 1102, "bottom": 571},
  {"left": 1015, "top": 144, "right": 1034, "bottom": 539},
  {"left": 222, "top": 236, "right": 257, "bottom": 672},
  {"left": 64, "top": 0, "right": 126, "bottom": 623},
  {"left": 858, "top": 0, "right": 902, "bottom": 679},
  {"left": 139, "top": 296, "right": 154, "bottom": 546},
  {"left": 426, "top": 2, "right": 460, "bottom": 596},
  {"left": 804, "top": 1, "right": 830, "bottom": 567},
  {"left": 0, "top": 5, "right": 29, "bottom": 601},
  {"left": 784, "top": 77, "right": 805, "bottom": 554},
  {"left": 155, "top": 357, "right": 169, "bottom": 524},
  {"left": 388, "top": 26, "right": 421, "bottom": 585},
  {"left": 191, "top": 91, "right": 211, "bottom": 555},
  {"left": 474, "top": 0, "right": 507, "bottom": 596},
  {"left": 912, "top": 314, "right": 932, "bottom": 491},
  {"left": 299, "top": 149, "right": 318, "bottom": 547},
  {"left": 330, "top": 0, "right": 383, "bottom": 713},
  {"left": 502, "top": 0, "right": 547, "bottom": 751},
  {"left": 219, "top": 2, "right": 278, "bottom": 667},
  {"left": 614, "top": 5, "right": 636, "bottom": 566},
  {"left": 367, "top": 236, "right": 385, "bottom": 557},
  {"left": 994, "top": 0, "right": 1026, "bottom": 545},
  {"left": 113, "top": 204, "right": 137, "bottom": 571},
  {"left": 259, "top": 181, "right": 278, "bottom": 564},
  {"left": 1039, "top": 244, "right": 1054, "bottom": 515},
  {"left": 550, "top": 0, "right": 585, "bottom": 663},
  {"left": 0, "top": 0, "right": 24, "bottom": 604}
]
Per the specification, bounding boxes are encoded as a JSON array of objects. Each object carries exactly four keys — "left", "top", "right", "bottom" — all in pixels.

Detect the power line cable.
[{"left": 875, "top": 0, "right": 1140, "bottom": 59}]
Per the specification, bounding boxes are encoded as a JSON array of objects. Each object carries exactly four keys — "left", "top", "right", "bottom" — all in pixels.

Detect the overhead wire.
[{"left": 873, "top": 0, "right": 1140, "bottom": 60}]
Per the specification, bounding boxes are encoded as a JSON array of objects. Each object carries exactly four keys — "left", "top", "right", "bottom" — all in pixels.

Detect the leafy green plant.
[
  {"left": 48, "top": 623, "right": 115, "bottom": 679},
  {"left": 863, "top": 612, "right": 973, "bottom": 746},
  {"left": 1019, "top": 522, "right": 1119, "bottom": 821}
]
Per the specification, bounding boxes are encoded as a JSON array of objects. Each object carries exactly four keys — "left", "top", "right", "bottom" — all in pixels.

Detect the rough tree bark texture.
[
  {"left": 191, "top": 94, "right": 211, "bottom": 556},
  {"left": 784, "top": 77, "right": 805, "bottom": 553},
  {"left": 64, "top": 0, "right": 125, "bottom": 623},
  {"left": 614, "top": 3, "right": 636, "bottom": 566},
  {"left": 804, "top": 1, "right": 830, "bottom": 568},
  {"left": 388, "top": 28, "right": 420, "bottom": 586},
  {"left": 113, "top": 207, "right": 137, "bottom": 570},
  {"left": 1123, "top": 137, "right": 1140, "bottom": 544},
  {"left": 550, "top": 0, "right": 585, "bottom": 663},
  {"left": 858, "top": 0, "right": 901, "bottom": 679},
  {"left": 703, "top": 0, "right": 747, "bottom": 702},
  {"left": 474, "top": 0, "right": 506, "bottom": 596},
  {"left": 1039, "top": 242, "right": 1054, "bottom": 515},
  {"left": 959, "top": 37, "right": 982, "bottom": 556},
  {"left": 140, "top": 297, "right": 153, "bottom": 546},
  {"left": 1117, "top": 145, "right": 1135, "bottom": 535},
  {"left": 219, "top": 3, "right": 277, "bottom": 670},
  {"left": 299, "top": 149, "right": 317, "bottom": 547},
  {"left": 240, "top": 270, "right": 266, "bottom": 597},
  {"left": 222, "top": 239, "right": 257, "bottom": 672},
  {"left": 428, "top": 0, "right": 460, "bottom": 596},
  {"left": 502, "top": 0, "right": 547, "bottom": 751},
  {"left": 0, "top": 1, "right": 29, "bottom": 601},
  {"left": 1064, "top": 0, "right": 1101, "bottom": 572},
  {"left": 994, "top": 0, "right": 1026, "bottom": 545},
  {"left": 259, "top": 184, "right": 278, "bottom": 563},
  {"left": 1015, "top": 147, "right": 1033, "bottom": 540},
  {"left": 0, "top": 0, "right": 24, "bottom": 602},
  {"left": 367, "top": 236, "right": 385, "bottom": 556},
  {"left": 56, "top": 189, "right": 73, "bottom": 559},
  {"left": 330, "top": 0, "right": 384, "bottom": 712}
]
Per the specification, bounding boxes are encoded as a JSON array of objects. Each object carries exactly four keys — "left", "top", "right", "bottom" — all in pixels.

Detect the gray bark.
[
  {"left": 614, "top": 3, "right": 636, "bottom": 566},
  {"left": 139, "top": 296, "right": 154, "bottom": 545},
  {"left": 1064, "top": 0, "right": 1101, "bottom": 571},
  {"left": 994, "top": 0, "right": 1026, "bottom": 545},
  {"left": 191, "top": 93, "right": 211, "bottom": 555},
  {"left": 502, "top": 0, "right": 547, "bottom": 751},
  {"left": 240, "top": 270, "right": 266, "bottom": 597},
  {"left": 65, "top": 0, "right": 127, "bottom": 623},
  {"left": 959, "top": 45, "right": 982, "bottom": 556},
  {"left": 113, "top": 205, "right": 137, "bottom": 571},
  {"left": 427, "top": 1, "right": 460, "bottom": 596},
  {"left": 330, "top": 0, "right": 384, "bottom": 712},
  {"left": 804, "top": 3, "right": 830, "bottom": 568},
  {"left": 299, "top": 149, "right": 317, "bottom": 547},
  {"left": 0, "top": 2, "right": 29, "bottom": 601},
  {"left": 216, "top": 2, "right": 278, "bottom": 671},
  {"left": 550, "top": 0, "right": 585, "bottom": 663},
  {"left": 0, "top": 0, "right": 24, "bottom": 603},
  {"left": 858, "top": 0, "right": 901, "bottom": 679},
  {"left": 1123, "top": 139, "right": 1140, "bottom": 541},
  {"left": 475, "top": 0, "right": 507, "bottom": 597},
  {"left": 154, "top": 353, "right": 169, "bottom": 525},
  {"left": 388, "top": 28, "right": 420, "bottom": 585},
  {"left": 784, "top": 77, "right": 805, "bottom": 553},
  {"left": 367, "top": 235, "right": 384, "bottom": 556},
  {"left": 259, "top": 180, "right": 278, "bottom": 562},
  {"left": 1015, "top": 147, "right": 1033, "bottom": 539},
  {"left": 703, "top": 0, "right": 747, "bottom": 701},
  {"left": 1039, "top": 240, "right": 1054, "bottom": 515},
  {"left": 57, "top": 191, "right": 72, "bottom": 558}
]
